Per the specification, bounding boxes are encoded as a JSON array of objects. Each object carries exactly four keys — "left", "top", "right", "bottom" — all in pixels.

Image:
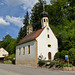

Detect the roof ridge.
[{"left": 17, "top": 27, "right": 45, "bottom": 46}]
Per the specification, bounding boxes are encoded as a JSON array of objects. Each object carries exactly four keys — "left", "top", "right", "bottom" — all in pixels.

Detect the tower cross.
[{"left": 43, "top": 0, "right": 46, "bottom": 11}]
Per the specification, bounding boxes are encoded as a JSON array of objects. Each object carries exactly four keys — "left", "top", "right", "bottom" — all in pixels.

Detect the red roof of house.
[{"left": 17, "top": 28, "right": 45, "bottom": 46}]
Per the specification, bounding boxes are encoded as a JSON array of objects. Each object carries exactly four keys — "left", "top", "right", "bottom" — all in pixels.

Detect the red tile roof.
[{"left": 17, "top": 28, "right": 45, "bottom": 46}]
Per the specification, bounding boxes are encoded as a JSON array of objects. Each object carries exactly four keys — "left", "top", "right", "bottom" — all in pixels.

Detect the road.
[{"left": 0, "top": 64, "right": 75, "bottom": 75}]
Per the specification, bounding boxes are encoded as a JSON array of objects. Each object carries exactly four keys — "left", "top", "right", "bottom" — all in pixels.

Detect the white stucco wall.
[
  {"left": 0, "top": 48, "right": 9, "bottom": 58},
  {"left": 16, "top": 40, "right": 37, "bottom": 66},
  {"left": 37, "top": 26, "right": 58, "bottom": 60}
]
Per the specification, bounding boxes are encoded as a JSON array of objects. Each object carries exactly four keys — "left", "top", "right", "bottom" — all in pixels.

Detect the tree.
[
  {"left": 2, "top": 34, "right": 12, "bottom": 49},
  {"left": 69, "top": 48, "right": 75, "bottom": 65},
  {"left": 1, "top": 34, "right": 17, "bottom": 54},
  {"left": 17, "top": 27, "right": 23, "bottom": 43},
  {"left": 0, "top": 41, "right": 3, "bottom": 48},
  {"left": 6, "top": 39, "right": 17, "bottom": 54},
  {"left": 31, "top": 0, "right": 45, "bottom": 31},
  {"left": 23, "top": 11, "right": 29, "bottom": 37},
  {"left": 54, "top": 52, "right": 61, "bottom": 59},
  {"left": 17, "top": 11, "right": 29, "bottom": 42},
  {"left": 61, "top": 50, "right": 69, "bottom": 59},
  {"left": 46, "top": 0, "right": 70, "bottom": 26}
]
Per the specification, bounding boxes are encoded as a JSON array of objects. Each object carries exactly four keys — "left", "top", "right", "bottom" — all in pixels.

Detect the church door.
[{"left": 48, "top": 52, "right": 52, "bottom": 60}]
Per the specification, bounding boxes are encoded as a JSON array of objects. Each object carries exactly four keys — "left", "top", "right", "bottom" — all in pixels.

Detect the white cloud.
[
  {"left": 6, "top": 16, "right": 24, "bottom": 27},
  {"left": 28, "top": 9, "right": 31, "bottom": 12},
  {"left": 0, "top": 2, "right": 4, "bottom": 6},
  {"left": 0, "top": 17, "right": 10, "bottom": 26}
]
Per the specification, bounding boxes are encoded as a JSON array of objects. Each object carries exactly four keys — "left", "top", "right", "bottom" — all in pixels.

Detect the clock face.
[{"left": 47, "top": 27, "right": 49, "bottom": 30}]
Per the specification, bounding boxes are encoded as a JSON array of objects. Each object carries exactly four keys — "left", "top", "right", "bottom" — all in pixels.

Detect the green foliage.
[
  {"left": 61, "top": 50, "right": 69, "bottom": 59},
  {"left": 49, "top": 61, "right": 55, "bottom": 68},
  {"left": 0, "top": 41, "right": 3, "bottom": 48},
  {"left": 4, "top": 61, "right": 12, "bottom": 64},
  {"left": 31, "top": 0, "right": 44, "bottom": 30},
  {"left": 17, "top": 11, "right": 29, "bottom": 42},
  {"left": 2, "top": 34, "right": 12, "bottom": 49},
  {"left": 47, "top": 0, "right": 69, "bottom": 25},
  {"left": 63, "top": 63, "right": 73, "bottom": 67},
  {"left": 9, "top": 54, "right": 15, "bottom": 58},
  {"left": 6, "top": 39, "right": 17, "bottom": 54},
  {"left": 1, "top": 34, "right": 17, "bottom": 54},
  {"left": 69, "top": 48, "right": 75, "bottom": 65},
  {"left": 54, "top": 52, "right": 61, "bottom": 59},
  {"left": 59, "top": 63, "right": 63, "bottom": 67},
  {"left": 54, "top": 48, "right": 75, "bottom": 66},
  {"left": 17, "top": 27, "right": 23, "bottom": 43},
  {"left": 38, "top": 60, "right": 46, "bottom": 67},
  {"left": 23, "top": 11, "right": 29, "bottom": 37},
  {"left": 54, "top": 50, "right": 69, "bottom": 60}
]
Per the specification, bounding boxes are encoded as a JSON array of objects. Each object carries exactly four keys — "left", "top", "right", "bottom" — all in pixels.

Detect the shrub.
[
  {"left": 9, "top": 54, "right": 15, "bottom": 58},
  {"left": 59, "top": 63, "right": 64, "bottom": 67},
  {"left": 61, "top": 50, "right": 69, "bottom": 59},
  {"left": 4, "top": 57, "right": 12, "bottom": 61},
  {"left": 54, "top": 52, "right": 61, "bottom": 59},
  {"left": 69, "top": 48, "right": 75, "bottom": 66},
  {"left": 49, "top": 61, "right": 55, "bottom": 68},
  {"left": 38, "top": 60, "right": 46, "bottom": 67},
  {"left": 63, "top": 63, "right": 73, "bottom": 67}
]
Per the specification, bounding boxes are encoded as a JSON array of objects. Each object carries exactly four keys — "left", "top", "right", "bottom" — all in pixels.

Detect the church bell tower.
[{"left": 41, "top": 0, "right": 49, "bottom": 28}]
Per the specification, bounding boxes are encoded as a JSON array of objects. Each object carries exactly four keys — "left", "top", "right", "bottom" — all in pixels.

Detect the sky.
[{"left": 0, "top": 0, "right": 50, "bottom": 41}]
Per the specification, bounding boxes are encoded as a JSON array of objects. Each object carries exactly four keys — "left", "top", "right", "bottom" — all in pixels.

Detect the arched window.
[
  {"left": 47, "top": 34, "right": 50, "bottom": 38},
  {"left": 28, "top": 45, "right": 30, "bottom": 54},
  {"left": 19, "top": 48, "right": 21, "bottom": 55},
  {"left": 44, "top": 19, "right": 45, "bottom": 22},
  {"left": 48, "top": 52, "right": 52, "bottom": 60},
  {"left": 23, "top": 47, "right": 25, "bottom": 55}
]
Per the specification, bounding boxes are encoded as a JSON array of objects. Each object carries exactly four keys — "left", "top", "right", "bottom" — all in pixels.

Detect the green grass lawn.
[{"left": 4, "top": 61, "right": 12, "bottom": 64}]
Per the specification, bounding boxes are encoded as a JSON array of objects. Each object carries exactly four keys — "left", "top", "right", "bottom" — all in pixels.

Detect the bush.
[
  {"left": 9, "top": 54, "right": 15, "bottom": 58},
  {"left": 61, "top": 50, "right": 69, "bottom": 59},
  {"left": 54, "top": 52, "right": 61, "bottom": 59},
  {"left": 49, "top": 61, "right": 55, "bottom": 68},
  {"left": 69, "top": 48, "right": 75, "bottom": 66},
  {"left": 63, "top": 63, "right": 73, "bottom": 67},
  {"left": 38, "top": 60, "right": 46, "bottom": 67},
  {"left": 59, "top": 63, "right": 64, "bottom": 67},
  {"left": 4, "top": 57, "right": 13, "bottom": 61}
]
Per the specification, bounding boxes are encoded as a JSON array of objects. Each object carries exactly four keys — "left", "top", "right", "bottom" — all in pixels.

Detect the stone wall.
[{"left": 63, "top": 67, "right": 75, "bottom": 71}]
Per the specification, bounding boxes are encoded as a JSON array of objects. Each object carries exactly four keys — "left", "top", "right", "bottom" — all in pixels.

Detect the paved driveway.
[{"left": 0, "top": 64, "right": 75, "bottom": 75}]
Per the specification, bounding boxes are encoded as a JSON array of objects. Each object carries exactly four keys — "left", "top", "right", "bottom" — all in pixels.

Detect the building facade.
[{"left": 0, "top": 48, "right": 9, "bottom": 58}]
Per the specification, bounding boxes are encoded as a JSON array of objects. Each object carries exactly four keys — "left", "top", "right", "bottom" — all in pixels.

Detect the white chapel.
[{"left": 16, "top": 2, "right": 58, "bottom": 66}]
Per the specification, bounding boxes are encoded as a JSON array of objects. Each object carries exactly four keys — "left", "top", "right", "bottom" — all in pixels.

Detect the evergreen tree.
[
  {"left": 23, "top": 11, "right": 29, "bottom": 37},
  {"left": 31, "top": 0, "right": 45, "bottom": 31},
  {"left": 17, "top": 11, "right": 29, "bottom": 42},
  {"left": 17, "top": 27, "right": 23, "bottom": 43}
]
